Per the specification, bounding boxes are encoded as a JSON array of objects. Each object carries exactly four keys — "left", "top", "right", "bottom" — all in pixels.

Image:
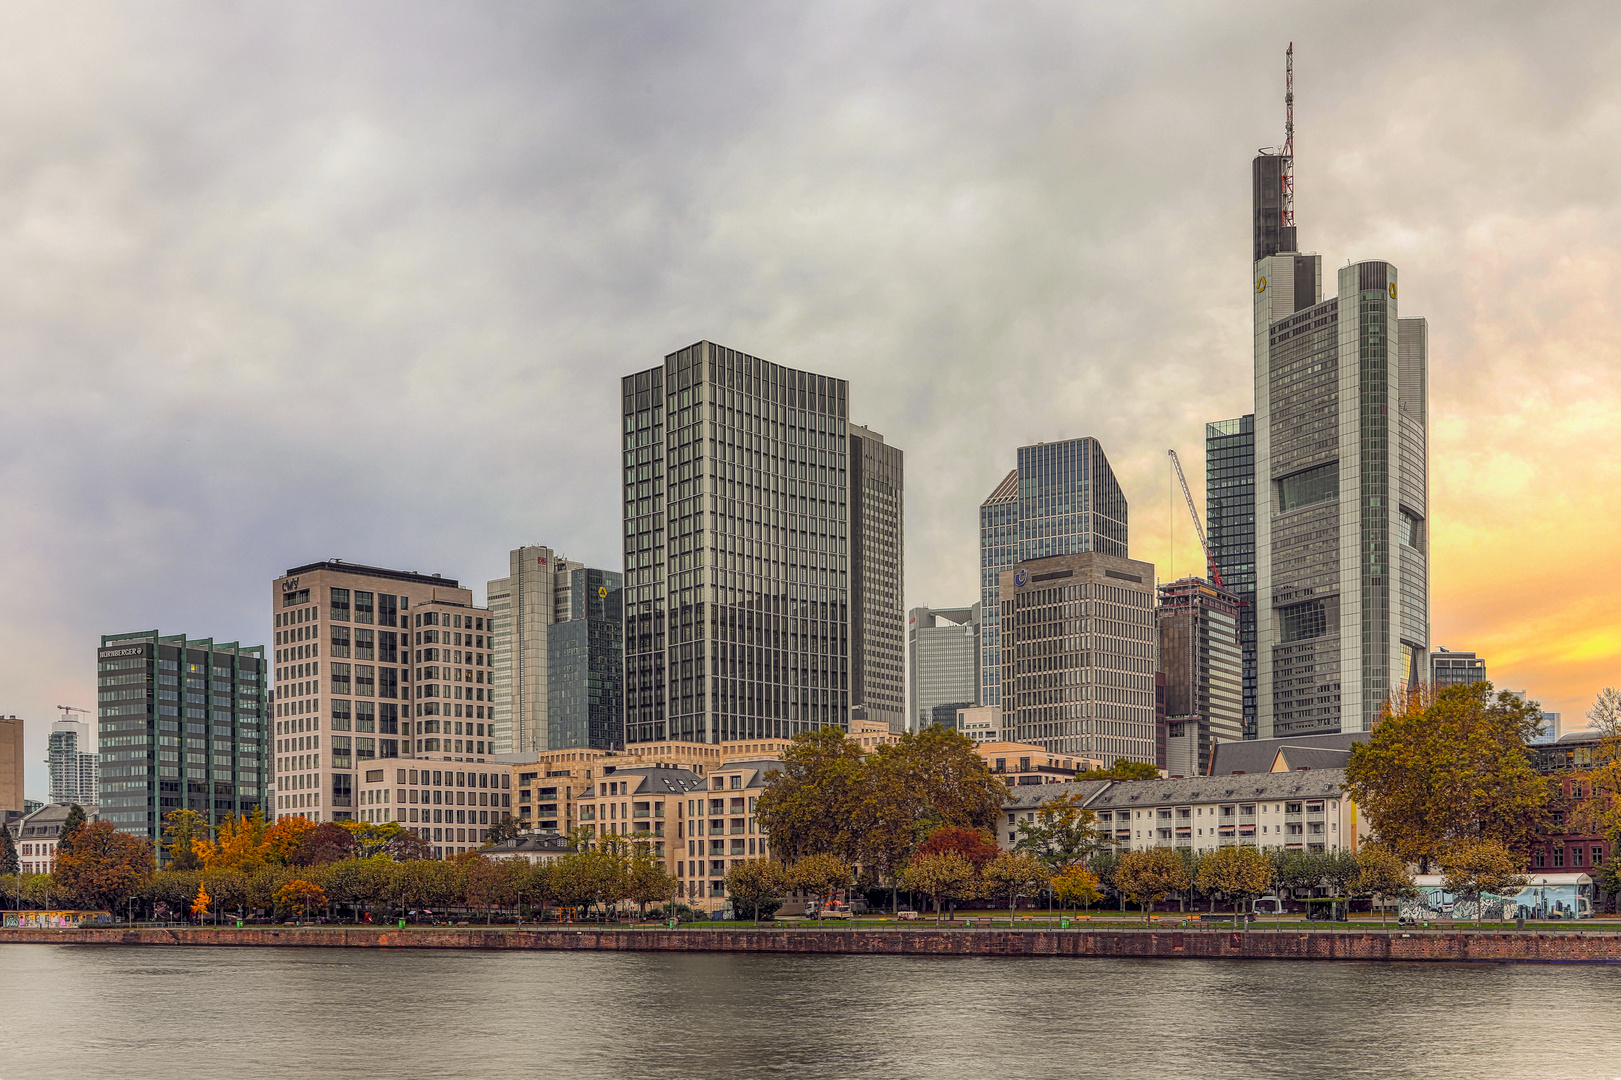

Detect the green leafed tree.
[
  {"left": 56, "top": 804, "right": 88, "bottom": 857},
  {"left": 1345, "top": 683, "right": 1551, "bottom": 871},
  {"left": 755, "top": 727, "right": 868, "bottom": 863},
  {"left": 0, "top": 827, "right": 18, "bottom": 876},
  {"left": 1013, "top": 792, "right": 1106, "bottom": 871},
  {"left": 1439, "top": 839, "right": 1530, "bottom": 929},
  {"left": 159, "top": 809, "right": 210, "bottom": 871},
  {"left": 981, "top": 851, "right": 1051, "bottom": 924},
  {"left": 1350, "top": 846, "right": 1414, "bottom": 928},
  {"left": 1075, "top": 759, "right": 1160, "bottom": 781},
  {"left": 1113, "top": 848, "right": 1191, "bottom": 923},
  {"left": 897, "top": 850, "right": 977, "bottom": 924},
  {"left": 1195, "top": 846, "right": 1274, "bottom": 926},
  {"left": 789, "top": 853, "right": 853, "bottom": 923},
  {"left": 724, "top": 860, "right": 791, "bottom": 925}
]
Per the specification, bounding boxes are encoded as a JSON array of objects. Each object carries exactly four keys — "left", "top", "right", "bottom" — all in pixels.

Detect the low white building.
[{"left": 7, "top": 803, "right": 100, "bottom": 874}]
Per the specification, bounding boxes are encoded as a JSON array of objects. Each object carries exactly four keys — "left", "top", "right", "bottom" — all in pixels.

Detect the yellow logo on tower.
[
  {"left": 1256, "top": 275, "right": 1267, "bottom": 293},
  {"left": 598, "top": 586, "right": 608, "bottom": 598},
  {"left": 1389, "top": 282, "right": 1397, "bottom": 300}
]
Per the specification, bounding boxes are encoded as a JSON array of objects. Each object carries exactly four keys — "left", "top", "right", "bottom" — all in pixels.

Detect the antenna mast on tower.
[{"left": 1281, "top": 42, "right": 1295, "bottom": 228}]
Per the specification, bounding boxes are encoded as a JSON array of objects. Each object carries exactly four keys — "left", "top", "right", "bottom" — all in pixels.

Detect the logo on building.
[
  {"left": 282, "top": 577, "right": 300, "bottom": 592},
  {"left": 1014, "top": 570, "right": 1027, "bottom": 587},
  {"left": 1256, "top": 275, "right": 1267, "bottom": 293}
]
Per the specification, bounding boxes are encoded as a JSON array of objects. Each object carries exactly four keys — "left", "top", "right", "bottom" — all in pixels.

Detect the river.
[{"left": 2, "top": 945, "right": 1616, "bottom": 1079}]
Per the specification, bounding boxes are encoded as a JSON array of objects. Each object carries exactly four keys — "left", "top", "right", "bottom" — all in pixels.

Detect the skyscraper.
[
  {"left": 621, "top": 341, "right": 902, "bottom": 746},
  {"left": 47, "top": 716, "right": 99, "bottom": 806},
  {"left": 907, "top": 603, "right": 981, "bottom": 732},
  {"left": 978, "top": 438, "right": 1127, "bottom": 707},
  {"left": 1251, "top": 148, "right": 1429, "bottom": 738},
  {"left": 546, "top": 566, "right": 625, "bottom": 750},
  {"left": 97, "top": 632, "right": 266, "bottom": 843},
  {"left": 1156, "top": 577, "right": 1244, "bottom": 776},
  {"left": 998, "top": 551, "right": 1157, "bottom": 761},
  {"left": 848, "top": 425, "right": 906, "bottom": 732},
  {"left": 1430, "top": 648, "right": 1486, "bottom": 689},
  {"left": 1206, "top": 414, "right": 1257, "bottom": 737},
  {"left": 0, "top": 715, "right": 22, "bottom": 815}
]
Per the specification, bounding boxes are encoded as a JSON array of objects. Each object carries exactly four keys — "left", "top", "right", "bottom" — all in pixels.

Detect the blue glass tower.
[{"left": 978, "top": 438, "right": 1127, "bottom": 706}]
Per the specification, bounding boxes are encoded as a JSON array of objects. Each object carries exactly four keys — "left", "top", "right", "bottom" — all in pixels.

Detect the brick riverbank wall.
[{"left": 5, "top": 926, "right": 1621, "bottom": 963}]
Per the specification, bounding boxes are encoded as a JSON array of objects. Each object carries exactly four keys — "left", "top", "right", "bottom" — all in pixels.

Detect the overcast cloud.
[{"left": 4, "top": 1, "right": 1619, "bottom": 796}]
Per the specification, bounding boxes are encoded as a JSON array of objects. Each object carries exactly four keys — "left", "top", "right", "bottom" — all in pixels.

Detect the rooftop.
[{"left": 282, "top": 559, "right": 462, "bottom": 589}]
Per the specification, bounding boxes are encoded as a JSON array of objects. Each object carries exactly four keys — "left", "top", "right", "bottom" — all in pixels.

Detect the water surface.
[{"left": 2, "top": 945, "right": 1616, "bottom": 1079}]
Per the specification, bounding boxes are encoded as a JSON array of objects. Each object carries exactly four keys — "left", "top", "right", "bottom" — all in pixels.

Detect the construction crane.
[
  {"left": 56, "top": 705, "right": 89, "bottom": 722},
  {"left": 1281, "top": 42, "right": 1295, "bottom": 228},
  {"left": 1167, "top": 449, "right": 1224, "bottom": 588}
]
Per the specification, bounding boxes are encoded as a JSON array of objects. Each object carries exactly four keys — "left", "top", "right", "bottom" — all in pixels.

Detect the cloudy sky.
[{"left": 4, "top": 2, "right": 1618, "bottom": 798}]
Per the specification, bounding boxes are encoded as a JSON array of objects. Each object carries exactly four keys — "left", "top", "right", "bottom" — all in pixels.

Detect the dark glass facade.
[
  {"left": 97, "top": 632, "right": 266, "bottom": 847},
  {"left": 624, "top": 342, "right": 884, "bottom": 745},
  {"left": 547, "top": 568, "right": 624, "bottom": 750},
  {"left": 1206, "top": 415, "right": 1257, "bottom": 738}
]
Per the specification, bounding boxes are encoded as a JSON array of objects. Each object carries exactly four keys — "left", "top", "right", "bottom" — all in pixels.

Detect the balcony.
[{"left": 729, "top": 825, "right": 746, "bottom": 835}]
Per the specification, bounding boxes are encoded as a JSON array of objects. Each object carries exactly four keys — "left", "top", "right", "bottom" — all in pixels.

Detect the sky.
[{"left": 4, "top": 1, "right": 1619, "bottom": 800}]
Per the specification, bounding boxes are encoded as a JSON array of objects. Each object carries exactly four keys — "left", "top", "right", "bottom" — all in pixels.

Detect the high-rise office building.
[
  {"left": 997, "top": 551, "right": 1157, "bottom": 762},
  {"left": 1206, "top": 414, "right": 1257, "bottom": 738},
  {"left": 96, "top": 633, "right": 266, "bottom": 844},
  {"left": 907, "top": 603, "right": 981, "bottom": 732},
  {"left": 848, "top": 425, "right": 905, "bottom": 732},
  {"left": 978, "top": 438, "right": 1127, "bottom": 708},
  {"left": 1252, "top": 149, "right": 1429, "bottom": 738},
  {"left": 1430, "top": 648, "right": 1486, "bottom": 689},
  {"left": 1156, "top": 577, "right": 1244, "bottom": 777},
  {"left": 47, "top": 717, "right": 99, "bottom": 806},
  {"left": 546, "top": 567, "right": 625, "bottom": 750},
  {"left": 269, "top": 561, "right": 482, "bottom": 824},
  {"left": 0, "top": 715, "right": 22, "bottom": 815},
  {"left": 620, "top": 341, "right": 901, "bottom": 745}
]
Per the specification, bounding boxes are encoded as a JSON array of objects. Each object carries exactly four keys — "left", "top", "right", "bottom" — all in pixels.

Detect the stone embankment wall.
[{"left": 3, "top": 926, "right": 1621, "bottom": 963}]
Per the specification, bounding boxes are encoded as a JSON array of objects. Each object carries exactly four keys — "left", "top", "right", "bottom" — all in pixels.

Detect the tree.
[
  {"left": 463, "top": 856, "right": 521, "bottom": 924},
  {"left": 917, "top": 827, "right": 1001, "bottom": 873},
  {"left": 1345, "top": 683, "right": 1551, "bottom": 871},
  {"left": 517, "top": 861, "right": 556, "bottom": 921},
  {"left": 195, "top": 810, "right": 269, "bottom": 873},
  {"left": 1013, "top": 792, "right": 1106, "bottom": 870},
  {"left": 53, "top": 821, "right": 154, "bottom": 912},
  {"left": 982, "top": 851, "right": 1051, "bottom": 924},
  {"left": 202, "top": 869, "right": 251, "bottom": 921},
  {"left": 338, "top": 821, "right": 429, "bottom": 861},
  {"left": 1350, "top": 846, "right": 1414, "bottom": 929},
  {"left": 1195, "top": 846, "right": 1274, "bottom": 927},
  {"left": 262, "top": 817, "right": 317, "bottom": 865},
  {"left": 1439, "top": 839, "right": 1529, "bottom": 928},
  {"left": 275, "top": 878, "right": 328, "bottom": 921},
  {"left": 485, "top": 816, "right": 522, "bottom": 846},
  {"left": 1075, "top": 759, "right": 1160, "bottom": 782},
  {"left": 789, "top": 853, "right": 853, "bottom": 923},
  {"left": 755, "top": 727, "right": 868, "bottom": 862},
  {"left": 1586, "top": 687, "right": 1621, "bottom": 735},
  {"left": 897, "top": 851, "right": 977, "bottom": 924},
  {"left": 160, "top": 809, "right": 210, "bottom": 871},
  {"left": 1051, "top": 865, "right": 1104, "bottom": 914},
  {"left": 0, "top": 827, "right": 17, "bottom": 875},
  {"left": 724, "top": 860, "right": 791, "bottom": 925},
  {"left": 190, "top": 881, "right": 211, "bottom": 921},
  {"left": 298, "top": 823, "right": 357, "bottom": 866},
  {"left": 1112, "top": 849, "right": 1191, "bottom": 922},
  {"left": 56, "top": 804, "right": 88, "bottom": 856},
  {"left": 625, "top": 851, "right": 678, "bottom": 919}
]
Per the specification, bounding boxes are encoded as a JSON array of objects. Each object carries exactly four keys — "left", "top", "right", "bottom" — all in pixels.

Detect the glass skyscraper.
[
  {"left": 1206, "top": 414, "right": 1256, "bottom": 738},
  {"left": 978, "top": 438, "right": 1127, "bottom": 706},
  {"left": 97, "top": 632, "right": 266, "bottom": 843},
  {"left": 546, "top": 567, "right": 624, "bottom": 750},
  {"left": 621, "top": 341, "right": 902, "bottom": 745}
]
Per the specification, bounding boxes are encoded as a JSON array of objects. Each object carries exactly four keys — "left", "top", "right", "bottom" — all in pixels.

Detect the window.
[
  {"left": 1279, "top": 601, "right": 1327, "bottom": 643},
  {"left": 378, "top": 632, "right": 398, "bottom": 665},
  {"left": 378, "top": 702, "right": 399, "bottom": 735},
  {"left": 330, "top": 625, "right": 351, "bottom": 658},
  {"left": 1277, "top": 462, "right": 1337, "bottom": 512},
  {"left": 331, "top": 736, "right": 352, "bottom": 769},
  {"left": 1594, "top": 846, "right": 1605, "bottom": 866},
  {"left": 355, "top": 591, "right": 375, "bottom": 624},
  {"left": 354, "top": 665, "right": 375, "bottom": 697},
  {"left": 357, "top": 737, "right": 376, "bottom": 761},
  {"left": 1534, "top": 850, "right": 1545, "bottom": 868},
  {"left": 331, "top": 699, "right": 352, "bottom": 731},
  {"left": 356, "top": 700, "right": 376, "bottom": 733},
  {"left": 365, "top": 769, "right": 384, "bottom": 783},
  {"left": 378, "top": 594, "right": 399, "bottom": 628},
  {"left": 330, "top": 663, "right": 351, "bottom": 696},
  {"left": 1572, "top": 846, "right": 1584, "bottom": 866},
  {"left": 1399, "top": 510, "right": 1423, "bottom": 549},
  {"left": 330, "top": 588, "right": 351, "bottom": 622},
  {"left": 1553, "top": 848, "right": 1565, "bottom": 868},
  {"left": 354, "top": 629, "right": 375, "bottom": 661}
]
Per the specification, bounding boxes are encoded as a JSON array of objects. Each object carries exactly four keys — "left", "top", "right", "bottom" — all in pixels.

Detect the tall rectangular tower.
[
  {"left": 622, "top": 341, "right": 899, "bottom": 746},
  {"left": 97, "top": 632, "right": 266, "bottom": 843},
  {"left": 1252, "top": 191, "right": 1429, "bottom": 736},
  {"left": 907, "top": 603, "right": 981, "bottom": 732},
  {"left": 1156, "top": 577, "right": 1244, "bottom": 775},
  {"left": 978, "top": 438, "right": 1127, "bottom": 707},
  {"left": 1206, "top": 414, "right": 1257, "bottom": 737},
  {"left": 487, "top": 546, "right": 585, "bottom": 755},
  {"left": 545, "top": 566, "right": 625, "bottom": 750},
  {"left": 0, "top": 715, "right": 22, "bottom": 815},
  {"left": 47, "top": 717, "right": 99, "bottom": 806},
  {"left": 848, "top": 425, "right": 905, "bottom": 732}
]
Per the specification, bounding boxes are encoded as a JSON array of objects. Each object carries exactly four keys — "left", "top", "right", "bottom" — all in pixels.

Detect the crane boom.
[{"left": 1167, "top": 449, "right": 1224, "bottom": 588}]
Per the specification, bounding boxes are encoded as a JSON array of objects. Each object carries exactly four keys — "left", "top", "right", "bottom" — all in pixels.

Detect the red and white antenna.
[{"left": 1281, "top": 42, "right": 1295, "bottom": 228}]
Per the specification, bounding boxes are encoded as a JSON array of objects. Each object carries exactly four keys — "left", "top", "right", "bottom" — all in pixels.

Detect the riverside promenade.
[{"left": 5, "top": 925, "right": 1621, "bottom": 963}]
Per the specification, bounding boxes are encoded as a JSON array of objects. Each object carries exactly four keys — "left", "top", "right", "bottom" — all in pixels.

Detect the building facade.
[
  {"left": 353, "top": 761, "right": 511, "bottom": 859},
  {"left": 47, "top": 716, "right": 99, "bottom": 807},
  {"left": 7, "top": 803, "right": 101, "bottom": 875},
  {"left": 979, "top": 439, "right": 1127, "bottom": 708},
  {"left": 907, "top": 603, "right": 981, "bottom": 733},
  {"left": 487, "top": 546, "right": 589, "bottom": 756},
  {"left": 1252, "top": 149, "right": 1429, "bottom": 738},
  {"left": 546, "top": 567, "right": 625, "bottom": 751},
  {"left": 621, "top": 341, "right": 900, "bottom": 747},
  {"left": 269, "top": 561, "right": 478, "bottom": 825},
  {"left": 1206, "top": 415, "right": 1257, "bottom": 738},
  {"left": 848, "top": 425, "right": 905, "bottom": 732},
  {"left": 1430, "top": 648, "right": 1486, "bottom": 689},
  {"left": 0, "top": 715, "right": 22, "bottom": 815},
  {"left": 997, "top": 551, "right": 1157, "bottom": 762},
  {"left": 97, "top": 632, "right": 266, "bottom": 843},
  {"left": 1156, "top": 577, "right": 1244, "bottom": 777}
]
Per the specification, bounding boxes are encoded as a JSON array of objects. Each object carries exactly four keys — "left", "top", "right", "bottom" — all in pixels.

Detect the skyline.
[{"left": 5, "top": 3, "right": 1619, "bottom": 797}]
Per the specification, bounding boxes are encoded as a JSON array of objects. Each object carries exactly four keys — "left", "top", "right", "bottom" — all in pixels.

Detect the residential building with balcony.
[
  {"left": 677, "top": 757, "right": 782, "bottom": 904},
  {"left": 6, "top": 803, "right": 102, "bottom": 874}
]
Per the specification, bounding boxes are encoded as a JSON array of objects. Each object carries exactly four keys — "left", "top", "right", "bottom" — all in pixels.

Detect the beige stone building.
[
  {"left": 973, "top": 740, "right": 1102, "bottom": 787},
  {"left": 270, "top": 560, "right": 487, "bottom": 828},
  {"left": 0, "top": 715, "right": 22, "bottom": 816}
]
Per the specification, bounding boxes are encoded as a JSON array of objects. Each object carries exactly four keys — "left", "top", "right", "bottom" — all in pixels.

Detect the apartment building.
[
  {"left": 6, "top": 803, "right": 101, "bottom": 874},
  {"left": 353, "top": 762, "right": 512, "bottom": 859},
  {"left": 975, "top": 741, "right": 1098, "bottom": 787},
  {"left": 270, "top": 560, "right": 474, "bottom": 824},
  {"left": 678, "top": 757, "right": 781, "bottom": 903}
]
